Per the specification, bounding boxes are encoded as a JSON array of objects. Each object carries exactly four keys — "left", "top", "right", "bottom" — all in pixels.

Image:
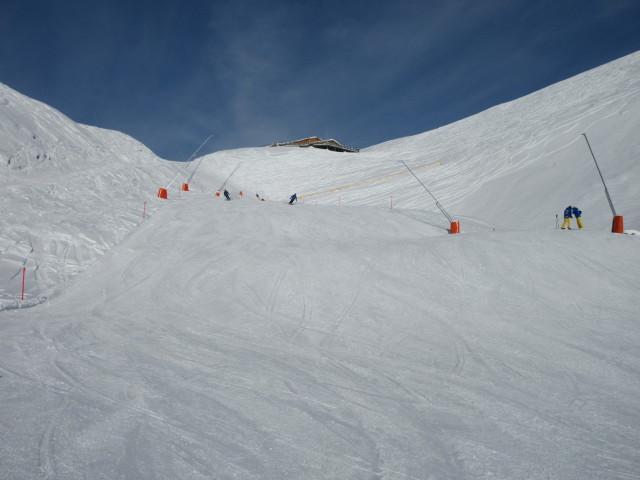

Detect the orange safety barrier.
[
  {"left": 299, "top": 162, "right": 441, "bottom": 199},
  {"left": 450, "top": 221, "right": 460, "bottom": 234},
  {"left": 181, "top": 183, "right": 189, "bottom": 191},
  {"left": 158, "top": 188, "right": 168, "bottom": 199},
  {"left": 612, "top": 216, "right": 624, "bottom": 234}
]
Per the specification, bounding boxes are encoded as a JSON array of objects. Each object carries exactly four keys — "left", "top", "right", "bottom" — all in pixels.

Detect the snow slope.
[
  {"left": 1, "top": 196, "right": 639, "bottom": 479},
  {"left": 1, "top": 52, "right": 640, "bottom": 479},
  {"left": 0, "top": 83, "right": 183, "bottom": 308},
  {"left": 194, "top": 51, "right": 640, "bottom": 232}
]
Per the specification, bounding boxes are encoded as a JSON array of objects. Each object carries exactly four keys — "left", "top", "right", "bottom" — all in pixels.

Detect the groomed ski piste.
[{"left": 1, "top": 52, "right": 640, "bottom": 479}]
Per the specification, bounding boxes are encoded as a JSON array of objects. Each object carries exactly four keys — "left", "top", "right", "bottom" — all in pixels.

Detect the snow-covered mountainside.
[
  {"left": 0, "top": 84, "right": 182, "bottom": 308},
  {"left": 193, "top": 51, "right": 640, "bottom": 232},
  {"left": 1, "top": 53, "right": 639, "bottom": 479},
  {"left": 2, "top": 52, "right": 640, "bottom": 308}
]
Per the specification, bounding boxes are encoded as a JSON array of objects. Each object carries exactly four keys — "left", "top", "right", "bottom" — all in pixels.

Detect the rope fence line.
[{"left": 298, "top": 162, "right": 441, "bottom": 199}]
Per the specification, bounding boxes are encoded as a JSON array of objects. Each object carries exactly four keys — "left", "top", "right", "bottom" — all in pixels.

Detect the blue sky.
[{"left": 2, "top": 0, "right": 640, "bottom": 160}]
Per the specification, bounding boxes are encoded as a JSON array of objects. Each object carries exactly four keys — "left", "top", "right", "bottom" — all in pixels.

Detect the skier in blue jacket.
[
  {"left": 572, "top": 206, "right": 584, "bottom": 229},
  {"left": 289, "top": 193, "right": 297, "bottom": 205},
  {"left": 561, "top": 205, "right": 573, "bottom": 229}
]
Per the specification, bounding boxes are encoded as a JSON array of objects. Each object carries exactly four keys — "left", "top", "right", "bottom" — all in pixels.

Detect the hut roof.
[{"left": 270, "top": 136, "right": 359, "bottom": 153}]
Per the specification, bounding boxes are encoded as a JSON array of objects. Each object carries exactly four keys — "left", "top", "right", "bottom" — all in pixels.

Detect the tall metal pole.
[
  {"left": 401, "top": 160, "right": 454, "bottom": 223},
  {"left": 21, "top": 266, "right": 26, "bottom": 301},
  {"left": 164, "top": 135, "right": 213, "bottom": 190},
  {"left": 164, "top": 170, "right": 182, "bottom": 191},
  {"left": 582, "top": 133, "right": 617, "bottom": 216},
  {"left": 185, "top": 134, "right": 214, "bottom": 185},
  {"left": 219, "top": 163, "right": 242, "bottom": 190}
]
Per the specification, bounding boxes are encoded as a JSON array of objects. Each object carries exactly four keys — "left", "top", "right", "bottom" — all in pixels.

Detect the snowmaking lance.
[
  {"left": 582, "top": 133, "right": 624, "bottom": 234},
  {"left": 400, "top": 160, "right": 460, "bottom": 234},
  {"left": 157, "top": 134, "right": 213, "bottom": 199}
]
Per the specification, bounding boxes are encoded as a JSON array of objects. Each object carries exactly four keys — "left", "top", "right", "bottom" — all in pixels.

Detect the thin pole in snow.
[
  {"left": 400, "top": 160, "right": 454, "bottom": 223},
  {"left": 165, "top": 135, "right": 216, "bottom": 191},
  {"left": 219, "top": 163, "right": 242, "bottom": 191},
  {"left": 165, "top": 169, "right": 183, "bottom": 191},
  {"left": 21, "top": 267, "right": 26, "bottom": 300},
  {"left": 185, "top": 134, "right": 215, "bottom": 185},
  {"left": 582, "top": 133, "right": 617, "bottom": 216}
]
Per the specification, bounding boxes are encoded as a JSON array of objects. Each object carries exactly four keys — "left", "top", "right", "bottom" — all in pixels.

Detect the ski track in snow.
[{"left": 3, "top": 195, "right": 639, "bottom": 479}]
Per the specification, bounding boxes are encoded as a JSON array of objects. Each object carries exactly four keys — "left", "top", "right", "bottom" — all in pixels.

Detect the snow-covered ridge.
[{"left": 0, "top": 83, "right": 182, "bottom": 308}]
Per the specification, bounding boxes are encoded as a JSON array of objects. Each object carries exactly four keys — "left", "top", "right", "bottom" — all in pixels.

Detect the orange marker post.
[{"left": 612, "top": 216, "right": 624, "bottom": 234}]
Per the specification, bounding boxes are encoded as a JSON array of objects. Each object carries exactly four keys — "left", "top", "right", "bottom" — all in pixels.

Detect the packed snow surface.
[{"left": 1, "top": 52, "right": 640, "bottom": 479}]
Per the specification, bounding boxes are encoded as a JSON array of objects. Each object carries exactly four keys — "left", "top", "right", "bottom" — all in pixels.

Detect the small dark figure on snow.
[
  {"left": 289, "top": 193, "right": 297, "bottom": 205},
  {"left": 224, "top": 189, "right": 231, "bottom": 201}
]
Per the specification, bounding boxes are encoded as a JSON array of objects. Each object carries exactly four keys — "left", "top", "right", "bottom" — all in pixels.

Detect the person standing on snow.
[
  {"left": 289, "top": 193, "right": 297, "bottom": 205},
  {"left": 561, "top": 205, "right": 573, "bottom": 229},
  {"left": 224, "top": 189, "right": 231, "bottom": 201},
  {"left": 572, "top": 206, "right": 584, "bottom": 229}
]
